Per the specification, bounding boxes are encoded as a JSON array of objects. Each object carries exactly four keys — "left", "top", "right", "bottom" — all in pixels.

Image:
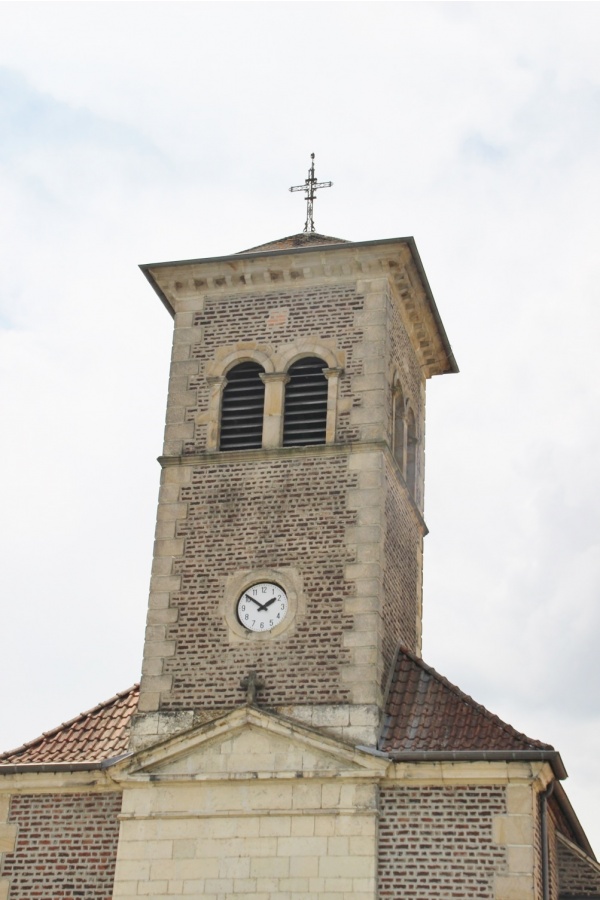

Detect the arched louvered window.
[
  {"left": 406, "top": 407, "right": 417, "bottom": 496},
  {"left": 283, "top": 357, "right": 328, "bottom": 447},
  {"left": 219, "top": 361, "right": 265, "bottom": 451},
  {"left": 393, "top": 384, "right": 406, "bottom": 474}
]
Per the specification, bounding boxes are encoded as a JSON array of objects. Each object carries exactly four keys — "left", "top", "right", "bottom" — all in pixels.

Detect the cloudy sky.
[{"left": 1, "top": 0, "right": 599, "bottom": 851}]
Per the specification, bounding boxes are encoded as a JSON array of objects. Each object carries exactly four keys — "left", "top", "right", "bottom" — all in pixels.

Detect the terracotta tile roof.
[
  {"left": 379, "top": 649, "right": 552, "bottom": 753},
  {"left": 0, "top": 652, "right": 550, "bottom": 765},
  {"left": 239, "top": 232, "right": 348, "bottom": 253},
  {"left": 0, "top": 685, "right": 139, "bottom": 765}
]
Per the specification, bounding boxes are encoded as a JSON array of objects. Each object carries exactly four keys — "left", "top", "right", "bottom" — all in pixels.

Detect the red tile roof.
[
  {"left": 0, "top": 685, "right": 139, "bottom": 765},
  {"left": 240, "top": 232, "right": 348, "bottom": 253},
  {"left": 380, "top": 649, "right": 552, "bottom": 753},
  {"left": 0, "top": 651, "right": 551, "bottom": 765}
]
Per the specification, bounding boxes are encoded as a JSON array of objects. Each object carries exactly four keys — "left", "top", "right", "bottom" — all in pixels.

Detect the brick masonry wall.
[
  {"left": 1, "top": 792, "right": 121, "bottom": 900},
  {"left": 378, "top": 784, "right": 508, "bottom": 899},
  {"left": 556, "top": 836, "right": 600, "bottom": 895},
  {"left": 186, "top": 284, "right": 364, "bottom": 453},
  {"left": 382, "top": 455, "right": 422, "bottom": 671},
  {"left": 161, "top": 454, "right": 357, "bottom": 709},
  {"left": 141, "top": 272, "right": 429, "bottom": 718}
]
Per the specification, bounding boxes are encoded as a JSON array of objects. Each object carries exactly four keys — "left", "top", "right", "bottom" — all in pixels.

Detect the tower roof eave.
[{"left": 140, "top": 235, "right": 458, "bottom": 377}]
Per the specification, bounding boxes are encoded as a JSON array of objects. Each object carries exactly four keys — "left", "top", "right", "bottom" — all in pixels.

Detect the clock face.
[{"left": 237, "top": 582, "right": 289, "bottom": 633}]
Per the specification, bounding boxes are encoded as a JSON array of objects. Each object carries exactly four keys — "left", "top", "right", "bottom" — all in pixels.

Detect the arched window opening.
[
  {"left": 406, "top": 408, "right": 417, "bottom": 496},
  {"left": 283, "top": 357, "right": 328, "bottom": 447},
  {"left": 219, "top": 361, "right": 265, "bottom": 451},
  {"left": 393, "top": 385, "right": 406, "bottom": 474}
]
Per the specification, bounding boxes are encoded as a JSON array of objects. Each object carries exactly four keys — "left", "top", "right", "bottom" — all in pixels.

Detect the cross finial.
[
  {"left": 240, "top": 670, "right": 264, "bottom": 705},
  {"left": 289, "top": 153, "right": 333, "bottom": 233}
]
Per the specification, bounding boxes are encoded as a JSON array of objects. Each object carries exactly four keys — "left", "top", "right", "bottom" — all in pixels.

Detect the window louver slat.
[
  {"left": 283, "top": 357, "right": 328, "bottom": 447},
  {"left": 219, "top": 362, "right": 265, "bottom": 451}
]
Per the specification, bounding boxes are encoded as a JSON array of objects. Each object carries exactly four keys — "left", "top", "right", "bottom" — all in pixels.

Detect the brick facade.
[
  {"left": 382, "top": 455, "right": 423, "bottom": 681},
  {"left": 378, "top": 784, "right": 508, "bottom": 899},
  {"left": 163, "top": 454, "right": 357, "bottom": 709},
  {"left": 1, "top": 792, "right": 121, "bottom": 900},
  {"left": 556, "top": 834, "right": 600, "bottom": 896},
  {"left": 140, "top": 263, "right": 430, "bottom": 721},
  {"left": 186, "top": 284, "right": 364, "bottom": 455}
]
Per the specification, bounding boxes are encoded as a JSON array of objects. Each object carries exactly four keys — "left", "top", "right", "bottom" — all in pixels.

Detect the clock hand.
[
  {"left": 245, "top": 593, "right": 270, "bottom": 612},
  {"left": 262, "top": 597, "right": 278, "bottom": 609}
]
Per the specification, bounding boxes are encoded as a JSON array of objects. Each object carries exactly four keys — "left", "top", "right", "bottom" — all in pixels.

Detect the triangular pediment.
[{"left": 121, "top": 706, "right": 389, "bottom": 783}]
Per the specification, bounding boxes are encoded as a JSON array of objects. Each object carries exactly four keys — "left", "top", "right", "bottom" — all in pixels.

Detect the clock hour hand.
[{"left": 245, "top": 593, "right": 270, "bottom": 612}]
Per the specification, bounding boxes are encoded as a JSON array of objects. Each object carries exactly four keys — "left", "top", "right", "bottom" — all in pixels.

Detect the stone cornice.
[{"left": 141, "top": 237, "right": 457, "bottom": 379}]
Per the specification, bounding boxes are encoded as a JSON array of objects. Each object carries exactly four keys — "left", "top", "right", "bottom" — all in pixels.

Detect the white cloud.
[{"left": 0, "top": 0, "right": 599, "bottom": 854}]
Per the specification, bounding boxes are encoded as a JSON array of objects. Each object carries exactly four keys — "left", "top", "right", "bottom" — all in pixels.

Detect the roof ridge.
[
  {"left": 395, "top": 647, "right": 551, "bottom": 751},
  {"left": 0, "top": 684, "right": 139, "bottom": 761},
  {"left": 239, "top": 232, "right": 348, "bottom": 253}
]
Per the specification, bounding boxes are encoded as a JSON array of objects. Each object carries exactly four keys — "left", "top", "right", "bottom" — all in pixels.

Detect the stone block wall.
[{"left": 112, "top": 781, "right": 378, "bottom": 900}]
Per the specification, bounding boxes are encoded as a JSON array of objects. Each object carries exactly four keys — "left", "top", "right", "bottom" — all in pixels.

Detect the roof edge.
[
  {"left": 0, "top": 753, "right": 132, "bottom": 775},
  {"left": 386, "top": 749, "right": 567, "bottom": 780},
  {"left": 0, "top": 685, "right": 139, "bottom": 764},
  {"left": 140, "top": 236, "right": 458, "bottom": 374},
  {"left": 554, "top": 782, "right": 597, "bottom": 860},
  {"left": 381, "top": 647, "right": 554, "bottom": 754},
  {"left": 140, "top": 235, "right": 418, "bottom": 273}
]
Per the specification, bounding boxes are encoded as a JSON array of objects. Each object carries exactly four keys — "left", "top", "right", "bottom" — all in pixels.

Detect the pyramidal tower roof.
[{"left": 239, "top": 232, "right": 348, "bottom": 253}]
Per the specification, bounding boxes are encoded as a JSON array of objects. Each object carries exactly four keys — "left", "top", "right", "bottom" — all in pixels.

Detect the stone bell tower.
[{"left": 134, "top": 231, "right": 456, "bottom": 749}]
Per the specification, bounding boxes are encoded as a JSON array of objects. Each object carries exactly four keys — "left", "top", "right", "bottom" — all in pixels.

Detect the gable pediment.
[{"left": 121, "top": 706, "right": 389, "bottom": 783}]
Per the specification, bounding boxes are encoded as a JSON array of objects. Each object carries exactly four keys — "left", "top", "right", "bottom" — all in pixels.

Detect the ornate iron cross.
[{"left": 289, "top": 153, "right": 333, "bottom": 233}]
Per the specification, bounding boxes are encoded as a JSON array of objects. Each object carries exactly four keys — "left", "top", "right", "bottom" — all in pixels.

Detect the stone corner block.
[
  {"left": 493, "top": 873, "right": 534, "bottom": 900},
  {"left": 0, "top": 822, "right": 18, "bottom": 853},
  {"left": 506, "top": 784, "right": 534, "bottom": 816},
  {"left": 136, "top": 691, "right": 161, "bottom": 712},
  {"left": 493, "top": 814, "right": 534, "bottom": 846}
]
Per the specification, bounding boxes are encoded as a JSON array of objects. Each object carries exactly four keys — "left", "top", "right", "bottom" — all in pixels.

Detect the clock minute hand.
[{"left": 245, "top": 593, "right": 270, "bottom": 612}]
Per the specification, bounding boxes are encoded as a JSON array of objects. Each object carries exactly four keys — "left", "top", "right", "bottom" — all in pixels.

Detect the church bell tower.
[{"left": 134, "top": 230, "right": 457, "bottom": 749}]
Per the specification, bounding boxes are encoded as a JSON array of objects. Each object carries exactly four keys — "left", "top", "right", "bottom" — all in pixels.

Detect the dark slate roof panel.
[
  {"left": 0, "top": 685, "right": 139, "bottom": 764},
  {"left": 380, "top": 649, "right": 552, "bottom": 753}
]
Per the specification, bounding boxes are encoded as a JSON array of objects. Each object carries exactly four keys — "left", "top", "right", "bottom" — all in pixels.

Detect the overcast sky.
[{"left": 1, "top": 0, "right": 599, "bottom": 853}]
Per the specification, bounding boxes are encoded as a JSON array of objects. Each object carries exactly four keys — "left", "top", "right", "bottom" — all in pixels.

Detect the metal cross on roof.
[{"left": 289, "top": 153, "right": 333, "bottom": 233}]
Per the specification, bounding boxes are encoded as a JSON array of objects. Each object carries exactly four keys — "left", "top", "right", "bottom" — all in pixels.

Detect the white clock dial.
[{"left": 237, "top": 582, "right": 289, "bottom": 633}]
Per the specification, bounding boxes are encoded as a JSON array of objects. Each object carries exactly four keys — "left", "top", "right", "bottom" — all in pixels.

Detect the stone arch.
[
  {"left": 276, "top": 339, "right": 341, "bottom": 373},
  {"left": 278, "top": 341, "right": 343, "bottom": 446},
  {"left": 219, "top": 360, "right": 266, "bottom": 451},
  {"left": 282, "top": 356, "right": 329, "bottom": 447},
  {"left": 205, "top": 347, "right": 275, "bottom": 451},
  {"left": 208, "top": 347, "right": 276, "bottom": 379}
]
